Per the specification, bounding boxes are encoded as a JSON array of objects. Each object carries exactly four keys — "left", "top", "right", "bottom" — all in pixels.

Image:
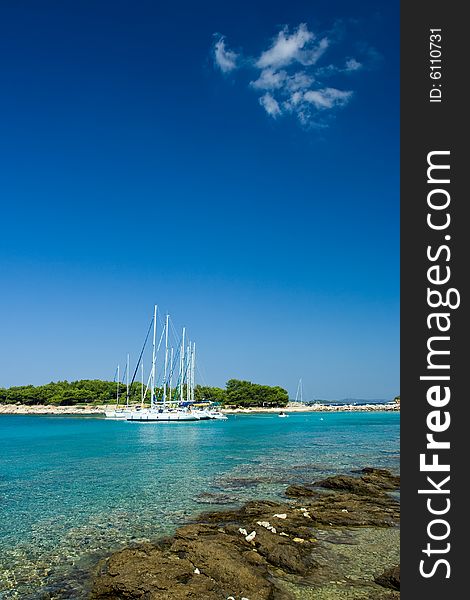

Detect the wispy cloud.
[
  {"left": 211, "top": 23, "right": 369, "bottom": 128},
  {"left": 259, "top": 93, "right": 282, "bottom": 118},
  {"left": 345, "top": 58, "right": 362, "bottom": 72},
  {"left": 213, "top": 35, "right": 239, "bottom": 73},
  {"left": 256, "top": 24, "right": 328, "bottom": 69},
  {"left": 303, "top": 87, "right": 352, "bottom": 109}
]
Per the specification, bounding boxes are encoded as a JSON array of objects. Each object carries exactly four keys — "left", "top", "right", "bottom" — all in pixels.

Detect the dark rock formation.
[
  {"left": 354, "top": 467, "right": 401, "bottom": 490},
  {"left": 91, "top": 468, "right": 400, "bottom": 599},
  {"left": 313, "top": 468, "right": 400, "bottom": 498},
  {"left": 375, "top": 564, "right": 400, "bottom": 590},
  {"left": 284, "top": 484, "right": 319, "bottom": 497}
]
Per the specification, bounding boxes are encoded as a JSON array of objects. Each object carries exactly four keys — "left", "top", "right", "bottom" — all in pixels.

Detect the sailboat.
[
  {"left": 127, "top": 307, "right": 200, "bottom": 422},
  {"left": 295, "top": 377, "right": 304, "bottom": 405},
  {"left": 105, "top": 355, "right": 136, "bottom": 419}
]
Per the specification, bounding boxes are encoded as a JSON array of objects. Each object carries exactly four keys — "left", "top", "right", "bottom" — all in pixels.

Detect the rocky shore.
[
  {"left": 0, "top": 404, "right": 106, "bottom": 415},
  {"left": 90, "top": 468, "right": 400, "bottom": 600},
  {"left": 223, "top": 404, "right": 399, "bottom": 414},
  {"left": 0, "top": 403, "right": 399, "bottom": 415}
]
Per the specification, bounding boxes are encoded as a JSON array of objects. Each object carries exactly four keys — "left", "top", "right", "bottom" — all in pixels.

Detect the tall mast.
[
  {"left": 169, "top": 347, "right": 174, "bottom": 403},
  {"left": 116, "top": 364, "right": 120, "bottom": 406},
  {"left": 186, "top": 342, "right": 190, "bottom": 403},
  {"left": 163, "top": 314, "right": 169, "bottom": 405},
  {"left": 141, "top": 360, "right": 144, "bottom": 405},
  {"left": 126, "top": 353, "right": 130, "bottom": 407},
  {"left": 295, "top": 378, "right": 303, "bottom": 403},
  {"left": 191, "top": 342, "right": 196, "bottom": 402},
  {"left": 180, "top": 327, "right": 185, "bottom": 403},
  {"left": 151, "top": 305, "right": 157, "bottom": 409}
]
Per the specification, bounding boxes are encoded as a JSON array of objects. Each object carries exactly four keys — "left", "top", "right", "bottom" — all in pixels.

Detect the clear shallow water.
[{"left": 0, "top": 412, "right": 399, "bottom": 598}]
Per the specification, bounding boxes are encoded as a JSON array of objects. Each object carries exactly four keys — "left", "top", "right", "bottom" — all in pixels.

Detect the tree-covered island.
[{"left": 0, "top": 379, "right": 289, "bottom": 408}]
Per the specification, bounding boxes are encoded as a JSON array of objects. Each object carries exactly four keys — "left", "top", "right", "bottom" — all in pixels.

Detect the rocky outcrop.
[
  {"left": 91, "top": 468, "right": 400, "bottom": 599},
  {"left": 375, "top": 564, "right": 400, "bottom": 590},
  {"left": 315, "top": 468, "right": 400, "bottom": 497},
  {"left": 284, "top": 484, "right": 318, "bottom": 498}
]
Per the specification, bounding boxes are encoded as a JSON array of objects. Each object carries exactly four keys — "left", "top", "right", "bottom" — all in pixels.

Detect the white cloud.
[
  {"left": 345, "top": 58, "right": 362, "bottom": 71},
  {"left": 297, "top": 37, "right": 329, "bottom": 66},
  {"left": 251, "top": 69, "right": 314, "bottom": 93},
  {"left": 285, "top": 71, "right": 314, "bottom": 92},
  {"left": 213, "top": 36, "right": 239, "bottom": 73},
  {"left": 213, "top": 22, "right": 366, "bottom": 128},
  {"left": 259, "top": 93, "right": 282, "bottom": 118},
  {"left": 256, "top": 24, "right": 328, "bottom": 70},
  {"left": 303, "top": 87, "right": 352, "bottom": 109},
  {"left": 250, "top": 68, "right": 287, "bottom": 90},
  {"left": 316, "top": 57, "right": 362, "bottom": 77}
]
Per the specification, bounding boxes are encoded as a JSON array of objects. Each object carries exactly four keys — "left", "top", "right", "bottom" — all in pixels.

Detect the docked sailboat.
[
  {"left": 295, "top": 378, "right": 305, "bottom": 405},
  {"left": 105, "top": 356, "right": 137, "bottom": 418},
  {"left": 127, "top": 307, "right": 200, "bottom": 422}
]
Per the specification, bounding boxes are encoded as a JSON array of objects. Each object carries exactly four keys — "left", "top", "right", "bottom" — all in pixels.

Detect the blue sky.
[{"left": 0, "top": 0, "right": 399, "bottom": 399}]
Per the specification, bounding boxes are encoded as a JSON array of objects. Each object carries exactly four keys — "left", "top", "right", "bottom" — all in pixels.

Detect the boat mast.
[
  {"left": 163, "top": 314, "right": 169, "bottom": 406},
  {"left": 191, "top": 342, "right": 196, "bottom": 402},
  {"left": 295, "top": 378, "right": 303, "bottom": 403},
  {"left": 151, "top": 305, "right": 157, "bottom": 409},
  {"left": 116, "top": 364, "right": 120, "bottom": 407},
  {"left": 126, "top": 353, "right": 130, "bottom": 407},
  {"left": 169, "top": 347, "right": 174, "bottom": 403},
  {"left": 141, "top": 360, "right": 144, "bottom": 406},
  {"left": 180, "top": 327, "right": 185, "bottom": 403},
  {"left": 186, "top": 342, "right": 190, "bottom": 403}
]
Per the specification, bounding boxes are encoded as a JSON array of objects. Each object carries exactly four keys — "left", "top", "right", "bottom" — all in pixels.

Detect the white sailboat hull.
[
  {"left": 127, "top": 409, "right": 200, "bottom": 422},
  {"left": 193, "top": 409, "right": 228, "bottom": 420},
  {"left": 105, "top": 409, "right": 134, "bottom": 419}
]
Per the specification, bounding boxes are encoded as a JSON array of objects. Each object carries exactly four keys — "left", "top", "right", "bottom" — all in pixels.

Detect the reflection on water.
[{"left": 0, "top": 412, "right": 399, "bottom": 598}]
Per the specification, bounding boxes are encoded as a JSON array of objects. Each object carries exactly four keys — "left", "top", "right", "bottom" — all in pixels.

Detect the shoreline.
[
  {"left": 90, "top": 467, "right": 400, "bottom": 599},
  {"left": 223, "top": 403, "right": 399, "bottom": 414},
  {"left": 0, "top": 403, "right": 399, "bottom": 415}
]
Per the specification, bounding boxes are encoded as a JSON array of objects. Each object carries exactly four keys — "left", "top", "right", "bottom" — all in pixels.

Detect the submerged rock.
[{"left": 194, "top": 491, "right": 239, "bottom": 505}]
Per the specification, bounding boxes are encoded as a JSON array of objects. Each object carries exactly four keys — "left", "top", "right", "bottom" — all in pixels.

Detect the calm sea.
[{"left": 0, "top": 412, "right": 399, "bottom": 598}]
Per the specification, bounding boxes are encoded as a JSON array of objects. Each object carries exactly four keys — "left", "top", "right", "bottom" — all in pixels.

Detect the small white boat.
[
  {"left": 194, "top": 405, "right": 228, "bottom": 420},
  {"left": 193, "top": 408, "right": 212, "bottom": 420},
  {"left": 278, "top": 411, "right": 288, "bottom": 418},
  {"left": 208, "top": 410, "right": 228, "bottom": 420}
]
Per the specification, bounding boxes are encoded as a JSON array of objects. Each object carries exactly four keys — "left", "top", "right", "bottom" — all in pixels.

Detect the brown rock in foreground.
[
  {"left": 91, "top": 468, "right": 400, "bottom": 599},
  {"left": 375, "top": 564, "right": 400, "bottom": 590},
  {"left": 314, "top": 469, "right": 400, "bottom": 498},
  {"left": 284, "top": 484, "right": 318, "bottom": 498}
]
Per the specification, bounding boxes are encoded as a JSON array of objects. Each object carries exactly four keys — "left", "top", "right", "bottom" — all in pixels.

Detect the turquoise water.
[{"left": 0, "top": 412, "right": 399, "bottom": 598}]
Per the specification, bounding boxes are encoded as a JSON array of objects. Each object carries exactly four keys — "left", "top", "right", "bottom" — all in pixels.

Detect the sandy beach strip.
[{"left": 0, "top": 402, "right": 399, "bottom": 415}]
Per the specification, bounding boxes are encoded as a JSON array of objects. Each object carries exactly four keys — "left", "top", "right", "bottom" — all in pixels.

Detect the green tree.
[{"left": 225, "top": 379, "right": 288, "bottom": 407}]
